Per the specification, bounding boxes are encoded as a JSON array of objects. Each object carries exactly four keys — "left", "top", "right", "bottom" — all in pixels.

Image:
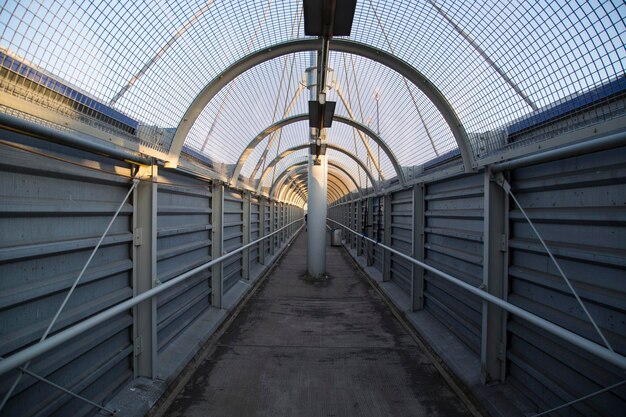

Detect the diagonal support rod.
[
  {"left": 333, "top": 80, "right": 385, "bottom": 179},
  {"left": 498, "top": 176, "right": 613, "bottom": 351},
  {"left": 0, "top": 357, "right": 116, "bottom": 415},
  {"left": 531, "top": 379, "right": 626, "bottom": 417},
  {"left": 0, "top": 178, "right": 140, "bottom": 412}
]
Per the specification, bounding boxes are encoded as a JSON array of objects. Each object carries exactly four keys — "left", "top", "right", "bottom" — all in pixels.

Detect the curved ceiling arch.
[
  {"left": 273, "top": 165, "right": 355, "bottom": 204},
  {"left": 270, "top": 159, "right": 363, "bottom": 199},
  {"left": 280, "top": 181, "right": 307, "bottom": 206},
  {"left": 257, "top": 143, "right": 378, "bottom": 195},
  {"left": 167, "top": 39, "right": 473, "bottom": 172},
  {"left": 230, "top": 114, "right": 406, "bottom": 187},
  {"left": 271, "top": 163, "right": 355, "bottom": 203}
]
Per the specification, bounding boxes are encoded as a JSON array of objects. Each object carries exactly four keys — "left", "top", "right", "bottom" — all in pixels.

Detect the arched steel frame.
[
  {"left": 257, "top": 143, "right": 378, "bottom": 194},
  {"left": 167, "top": 39, "right": 473, "bottom": 172},
  {"left": 229, "top": 114, "right": 406, "bottom": 187},
  {"left": 271, "top": 164, "right": 356, "bottom": 204}
]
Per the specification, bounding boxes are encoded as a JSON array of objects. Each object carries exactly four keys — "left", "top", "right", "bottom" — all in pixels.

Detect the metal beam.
[
  {"left": 132, "top": 165, "right": 158, "bottom": 379},
  {"left": 167, "top": 39, "right": 473, "bottom": 172},
  {"left": 382, "top": 193, "right": 392, "bottom": 281},
  {"left": 481, "top": 168, "right": 508, "bottom": 383},
  {"left": 229, "top": 113, "right": 405, "bottom": 187},
  {"left": 211, "top": 183, "right": 224, "bottom": 308},
  {"left": 411, "top": 183, "right": 425, "bottom": 311}
]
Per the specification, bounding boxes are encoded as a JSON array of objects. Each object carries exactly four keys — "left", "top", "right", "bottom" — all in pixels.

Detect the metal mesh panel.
[{"left": 2, "top": 0, "right": 623, "bottom": 174}]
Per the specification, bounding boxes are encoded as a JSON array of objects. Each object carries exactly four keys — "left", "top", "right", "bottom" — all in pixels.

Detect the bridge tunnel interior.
[{"left": 0, "top": 1, "right": 625, "bottom": 416}]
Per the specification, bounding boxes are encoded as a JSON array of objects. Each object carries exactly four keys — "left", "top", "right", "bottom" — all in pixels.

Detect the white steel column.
[
  {"left": 307, "top": 52, "right": 327, "bottom": 278},
  {"left": 307, "top": 155, "right": 328, "bottom": 277}
]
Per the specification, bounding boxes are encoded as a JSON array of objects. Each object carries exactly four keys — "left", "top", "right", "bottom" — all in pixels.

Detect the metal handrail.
[
  {"left": 327, "top": 218, "right": 626, "bottom": 371},
  {"left": 0, "top": 219, "right": 305, "bottom": 377}
]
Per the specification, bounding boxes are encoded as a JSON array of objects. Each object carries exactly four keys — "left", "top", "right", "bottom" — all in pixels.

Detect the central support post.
[{"left": 307, "top": 51, "right": 328, "bottom": 278}]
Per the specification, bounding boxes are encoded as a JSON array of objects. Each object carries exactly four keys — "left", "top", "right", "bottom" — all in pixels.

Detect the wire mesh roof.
[{"left": 1, "top": 0, "right": 624, "bottom": 200}]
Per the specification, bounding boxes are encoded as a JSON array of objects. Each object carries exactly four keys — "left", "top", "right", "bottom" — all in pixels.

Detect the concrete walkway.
[{"left": 162, "top": 231, "right": 476, "bottom": 417}]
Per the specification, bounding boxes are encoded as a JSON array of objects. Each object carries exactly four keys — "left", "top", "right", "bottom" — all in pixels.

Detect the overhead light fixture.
[
  {"left": 304, "top": 0, "right": 357, "bottom": 37},
  {"left": 308, "top": 100, "right": 336, "bottom": 129}
]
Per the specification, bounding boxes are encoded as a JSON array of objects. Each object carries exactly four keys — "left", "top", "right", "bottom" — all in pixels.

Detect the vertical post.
[
  {"left": 382, "top": 193, "right": 392, "bottom": 281},
  {"left": 259, "top": 197, "right": 266, "bottom": 265},
  {"left": 269, "top": 201, "right": 276, "bottom": 256},
  {"left": 307, "top": 155, "right": 328, "bottom": 277},
  {"left": 366, "top": 197, "right": 374, "bottom": 266},
  {"left": 307, "top": 51, "right": 328, "bottom": 278},
  {"left": 356, "top": 199, "right": 363, "bottom": 255},
  {"left": 211, "top": 183, "right": 224, "bottom": 309},
  {"left": 411, "top": 183, "right": 426, "bottom": 311},
  {"left": 481, "top": 168, "right": 508, "bottom": 384},
  {"left": 242, "top": 191, "right": 251, "bottom": 280},
  {"left": 133, "top": 164, "right": 158, "bottom": 379}
]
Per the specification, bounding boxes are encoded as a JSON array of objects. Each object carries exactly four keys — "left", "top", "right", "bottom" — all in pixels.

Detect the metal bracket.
[
  {"left": 133, "top": 227, "right": 143, "bottom": 246},
  {"left": 134, "top": 336, "right": 142, "bottom": 357}
]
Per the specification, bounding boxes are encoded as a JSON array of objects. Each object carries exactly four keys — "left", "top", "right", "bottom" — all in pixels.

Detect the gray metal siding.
[
  {"left": 506, "top": 146, "right": 626, "bottom": 417},
  {"left": 250, "top": 198, "right": 260, "bottom": 273},
  {"left": 424, "top": 174, "right": 484, "bottom": 353},
  {"left": 156, "top": 171, "right": 211, "bottom": 351},
  {"left": 390, "top": 189, "right": 413, "bottom": 294},
  {"left": 373, "top": 197, "right": 384, "bottom": 272},
  {"left": 223, "top": 190, "right": 243, "bottom": 292},
  {"left": 0, "top": 136, "right": 133, "bottom": 417},
  {"left": 264, "top": 201, "right": 271, "bottom": 257},
  {"left": 360, "top": 199, "right": 367, "bottom": 254}
]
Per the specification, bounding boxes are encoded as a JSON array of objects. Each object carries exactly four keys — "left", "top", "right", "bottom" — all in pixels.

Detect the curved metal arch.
[
  {"left": 275, "top": 166, "right": 307, "bottom": 202},
  {"left": 268, "top": 158, "right": 362, "bottom": 199},
  {"left": 282, "top": 181, "right": 306, "bottom": 205},
  {"left": 281, "top": 175, "right": 307, "bottom": 204},
  {"left": 167, "top": 39, "right": 474, "bottom": 172},
  {"left": 274, "top": 166, "right": 352, "bottom": 204},
  {"left": 229, "top": 114, "right": 406, "bottom": 187},
  {"left": 257, "top": 144, "right": 378, "bottom": 194},
  {"left": 271, "top": 164, "right": 354, "bottom": 203}
]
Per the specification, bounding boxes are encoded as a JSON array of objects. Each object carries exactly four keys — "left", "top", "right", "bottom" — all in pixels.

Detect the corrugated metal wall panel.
[
  {"left": 390, "top": 189, "right": 413, "bottom": 294},
  {"left": 155, "top": 171, "right": 211, "bottom": 352},
  {"left": 223, "top": 190, "right": 243, "bottom": 292},
  {"left": 0, "top": 136, "right": 133, "bottom": 417},
  {"left": 274, "top": 203, "right": 280, "bottom": 250},
  {"left": 424, "top": 174, "right": 484, "bottom": 353},
  {"left": 372, "top": 197, "right": 384, "bottom": 272},
  {"left": 507, "top": 146, "right": 626, "bottom": 417},
  {"left": 250, "top": 197, "right": 260, "bottom": 273},
  {"left": 264, "top": 201, "right": 271, "bottom": 258},
  {"left": 360, "top": 199, "right": 367, "bottom": 255}
]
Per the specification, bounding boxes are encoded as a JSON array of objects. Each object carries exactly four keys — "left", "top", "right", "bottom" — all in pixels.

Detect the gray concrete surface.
[{"left": 161, "top": 231, "right": 477, "bottom": 417}]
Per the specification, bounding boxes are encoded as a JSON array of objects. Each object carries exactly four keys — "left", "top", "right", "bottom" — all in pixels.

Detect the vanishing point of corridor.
[{"left": 161, "top": 231, "right": 479, "bottom": 417}]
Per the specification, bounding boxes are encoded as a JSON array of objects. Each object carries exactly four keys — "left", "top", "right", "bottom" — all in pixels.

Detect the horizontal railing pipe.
[
  {"left": 327, "top": 218, "right": 626, "bottom": 371},
  {"left": 0, "top": 112, "right": 152, "bottom": 165},
  {"left": 0, "top": 219, "right": 305, "bottom": 377},
  {"left": 491, "top": 130, "right": 626, "bottom": 172}
]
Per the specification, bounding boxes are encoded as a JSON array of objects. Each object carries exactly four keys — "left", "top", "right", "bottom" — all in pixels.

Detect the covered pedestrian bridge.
[{"left": 0, "top": 1, "right": 625, "bottom": 416}]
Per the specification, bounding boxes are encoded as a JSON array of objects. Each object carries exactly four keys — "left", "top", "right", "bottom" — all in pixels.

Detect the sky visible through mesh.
[{"left": 1, "top": 0, "right": 624, "bottom": 195}]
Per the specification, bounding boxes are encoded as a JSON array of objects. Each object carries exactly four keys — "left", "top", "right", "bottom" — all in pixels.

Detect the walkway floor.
[{"left": 162, "top": 231, "right": 476, "bottom": 417}]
